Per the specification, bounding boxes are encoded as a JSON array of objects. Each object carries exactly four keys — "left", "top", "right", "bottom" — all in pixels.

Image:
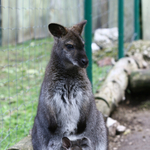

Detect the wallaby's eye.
[{"left": 66, "top": 44, "right": 74, "bottom": 50}]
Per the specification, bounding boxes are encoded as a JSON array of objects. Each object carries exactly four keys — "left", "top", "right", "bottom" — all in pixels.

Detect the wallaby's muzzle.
[{"left": 79, "top": 56, "right": 89, "bottom": 68}]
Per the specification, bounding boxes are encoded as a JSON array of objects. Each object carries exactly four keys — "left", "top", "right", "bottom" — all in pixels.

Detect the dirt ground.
[{"left": 109, "top": 93, "right": 150, "bottom": 150}]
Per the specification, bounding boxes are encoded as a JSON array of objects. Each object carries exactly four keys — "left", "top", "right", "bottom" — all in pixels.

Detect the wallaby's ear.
[
  {"left": 62, "top": 137, "right": 71, "bottom": 149},
  {"left": 48, "top": 23, "right": 68, "bottom": 38},
  {"left": 71, "top": 20, "right": 87, "bottom": 35}
]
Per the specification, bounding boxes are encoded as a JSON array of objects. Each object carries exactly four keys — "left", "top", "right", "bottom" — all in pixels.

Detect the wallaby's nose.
[{"left": 81, "top": 58, "right": 89, "bottom": 68}]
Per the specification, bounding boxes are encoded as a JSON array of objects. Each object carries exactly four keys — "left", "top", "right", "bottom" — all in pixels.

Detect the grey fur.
[{"left": 32, "top": 21, "right": 108, "bottom": 150}]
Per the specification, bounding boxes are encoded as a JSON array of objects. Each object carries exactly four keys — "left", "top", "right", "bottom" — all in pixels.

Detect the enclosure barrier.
[
  {"left": 0, "top": 0, "right": 144, "bottom": 149},
  {"left": 84, "top": 0, "right": 92, "bottom": 84},
  {"left": 118, "top": 0, "right": 124, "bottom": 58}
]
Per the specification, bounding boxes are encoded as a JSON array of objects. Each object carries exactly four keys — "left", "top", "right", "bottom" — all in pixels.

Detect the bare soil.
[{"left": 109, "top": 93, "right": 150, "bottom": 150}]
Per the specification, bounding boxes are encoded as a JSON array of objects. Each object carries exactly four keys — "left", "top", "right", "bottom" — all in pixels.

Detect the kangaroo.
[
  {"left": 61, "top": 137, "right": 91, "bottom": 150},
  {"left": 32, "top": 20, "right": 108, "bottom": 150}
]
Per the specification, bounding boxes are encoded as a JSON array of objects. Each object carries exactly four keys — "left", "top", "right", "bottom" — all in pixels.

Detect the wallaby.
[
  {"left": 32, "top": 20, "right": 108, "bottom": 150},
  {"left": 61, "top": 137, "right": 91, "bottom": 150}
]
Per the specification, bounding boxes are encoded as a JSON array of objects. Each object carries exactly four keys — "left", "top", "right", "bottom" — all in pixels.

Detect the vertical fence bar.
[
  {"left": 84, "top": 0, "right": 92, "bottom": 84},
  {"left": 134, "top": 0, "right": 140, "bottom": 40},
  {"left": 0, "top": 0, "right": 1, "bottom": 45},
  {"left": 118, "top": 0, "right": 124, "bottom": 59}
]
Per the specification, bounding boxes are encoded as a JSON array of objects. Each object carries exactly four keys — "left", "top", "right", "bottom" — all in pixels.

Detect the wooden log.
[
  {"left": 96, "top": 57, "right": 138, "bottom": 116},
  {"left": 95, "top": 80, "right": 124, "bottom": 117},
  {"left": 126, "top": 52, "right": 148, "bottom": 69},
  {"left": 129, "top": 69, "right": 150, "bottom": 92},
  {"left": 7, "top": 136, "right": 33, "bottom": 150}
]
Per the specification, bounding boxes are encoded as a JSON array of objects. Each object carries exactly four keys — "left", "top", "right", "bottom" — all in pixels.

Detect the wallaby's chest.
[{"left": 52, "top": 82, "right": 84, "bottom": 136}]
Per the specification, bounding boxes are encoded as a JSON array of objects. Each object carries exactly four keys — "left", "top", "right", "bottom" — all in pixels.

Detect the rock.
[
  {"left": 116, "top": 125, "right": 126, "bottom": 133},
  {"left": 128, "top": 142, "right": 133, "bottom": 145},
  {"left": 106, "top": 117, "right": 127, "bottom": 136},
  {"left": 94, "top": 33, "right": 112, "bottom": 48},
  {"left": 91, "top": 42, "right": 100, "bottom": 52},
  {"left": 123, "top": 129, "right": 131, "bottom": 135},
  {"left": 8, "top": 135, "right": 33, "bottom": 150},
  {"left": 97, "top": 57, "right": 112, "bottom": 67},
  {"left": 94, "top": 27, "right": 118, "bottom": 48},
  {"left": 143, "top": 50, "right": 148, "bottom": 56},
  {"left": 106, "top": 117, "right": 119, "bottom": 137},
  {"left": 106, "top": 117, "right": 118, "bottom": 127}
]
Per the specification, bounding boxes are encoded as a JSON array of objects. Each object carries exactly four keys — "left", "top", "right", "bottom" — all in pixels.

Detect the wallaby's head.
[
  {"left": 61, "top": 137, "right": 91, "bottom": 150},
  {"left": 48, "top": 21, "right": 88, "bottom": 69}
]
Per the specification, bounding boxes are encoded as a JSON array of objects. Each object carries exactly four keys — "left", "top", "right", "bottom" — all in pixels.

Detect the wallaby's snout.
[
  {"left": 81, "top": 58, "right": 88, "bottom": 68},
  {"left": 78, "top": 52, "right": 89, "bottom": 68},
  {"left": 48, "top": 20, "right": 89, "bottom": 69}
]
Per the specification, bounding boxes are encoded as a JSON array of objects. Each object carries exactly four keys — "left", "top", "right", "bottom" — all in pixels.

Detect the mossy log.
[
  {"left": 129, "top": 69, "right": 150, "bottom": 92},
  {"left": 95, "top": 57, "right": 138, "bottom": 116},
  {"left": 7, "top": 136, "right": 33, "bottom": 150}
]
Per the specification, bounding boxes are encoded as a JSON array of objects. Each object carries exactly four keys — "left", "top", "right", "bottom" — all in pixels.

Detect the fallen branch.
[{"left": 95, "top": 57, "right": 139, "bottom": 116}]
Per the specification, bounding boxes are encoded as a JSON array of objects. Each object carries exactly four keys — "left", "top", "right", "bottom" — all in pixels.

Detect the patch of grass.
[
  {"left": 92, "top": 46, "right": 118, "bottom": 63},
  {"left": 0, "top": 37, "right": 53, "bottom": 149},
  {"left": 0, "top": 37, "right": 112, "bottom": 149},
  {"left": 92, "top": 63, "right": 111, "bottom": 94}
]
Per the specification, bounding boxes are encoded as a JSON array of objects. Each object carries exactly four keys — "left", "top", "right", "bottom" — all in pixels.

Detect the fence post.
[
  {"left": 84, "top": 0, "right": 92, "bottom": 84},
  {"left": 134, "top": 0, "right": 140, "bottom": 40},
  {"left": 118, "top": 0, "right": 124, "bottom": 59}
]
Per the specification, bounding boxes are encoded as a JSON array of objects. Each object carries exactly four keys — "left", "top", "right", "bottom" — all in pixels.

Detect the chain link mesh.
[{"left": 0, "top": 0, "right": 136, "bottom": 149}]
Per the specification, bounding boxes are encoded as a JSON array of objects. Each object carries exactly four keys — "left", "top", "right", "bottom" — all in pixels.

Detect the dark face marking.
[{"left": 57, "top": 30, "right": 88, "bottom": 69}]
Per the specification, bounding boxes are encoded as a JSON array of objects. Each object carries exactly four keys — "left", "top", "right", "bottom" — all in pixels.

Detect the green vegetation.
[
  {"left": 92, "top": 63, "right": 111, "bottom": 94},
  {"left": 92, "top": 46, "right": 118, "bottom": 63},
  {"left": 0, "top": 37, "right": 111, "bottom": 149},
  {"left": 140, "top": 100, "right": 150, "bottom": 110},
  {"left": 0, "top": 37, "right": 53, "bottom": 149}
]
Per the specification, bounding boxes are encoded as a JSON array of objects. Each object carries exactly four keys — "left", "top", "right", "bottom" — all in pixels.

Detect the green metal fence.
[
  {"left": 84, "top": 0, "right": 92, "bottom": 84},
  {"left": 0, "top": 0, "right": 142, "bottom": 149},
  {"left": 118, "top": 0, "right": 124, "bottom": 58}
]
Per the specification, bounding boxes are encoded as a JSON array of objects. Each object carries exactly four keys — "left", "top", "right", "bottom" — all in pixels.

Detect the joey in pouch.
[{"left": 61, "top": 137, "right": 91, "bottom": 150}]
